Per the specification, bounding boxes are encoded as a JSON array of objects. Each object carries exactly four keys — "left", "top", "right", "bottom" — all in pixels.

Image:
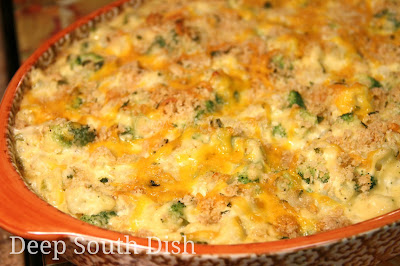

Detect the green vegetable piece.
[
  {"left": 80, "top": 211, "right": 117, "bottom": 227},
  {"left": 67, "top": 174, "right": 73, "bottom": 179},
  {"left": 170, "top": 201, "right": 186, "bottom": 217},
  {"left": 272, "top": 124, "right": 287, "bottom": 138},
  {"left": 300, "top": 109, "right": 318, "bottom": 124},
  {"left": 152, "top": 35, "right": 166, "bottom": 48},
  {"left": 238, "top": 174, "right": 251, "bottom": 184},
  {"left": 354, "top": 174, "right": 377, "bottom": 192},
  {"left": 393, "top": 19, "right": 400, "bottom": 29},
  {"left": 70, "top": 52, "right": 104, "bottom": 71},
  {"left": 288, "top": 90, "right": 306, "bottom": 109},
  {"left": 309, "top": 168, "right": 316, "bottom": 177},
  {"left": 81, "top": 53, "right": 104, "bottom": 70},
  {"left": 51, "top": 122, "right": 96, "bottom": 147},
  {"left": 374, "top": 9, "right": 389, "bottom": 18},
  {"left": 206, "top": 100, "right": 215, "bottom": 112},
  {"left": 195, "top": 110, "right": 205, "bottom": 120},
  {"left": 123, "top": 14, "right": 130, "bottom": 24},
  {"left": 120, "top": 127, "right": 134, "bottom": 136},
  {"left": 215, "top": 94, "right": 224, "bottom": 105},
  {"left": 171, "top": 29, "right": 179, "bottom": 44},
  {"left": 263, "top": 1, "right": 272, "bottom": 8},
  {"left": 234, "top": 91, "right": 240, "bottom": 102},
  {"left": 41, "top": 180, "right": 47, "bottom": 191},
  {"left": 298, "top": 171, "right": 310, "bottom": 184},
  {"left": 370, "top": 176, "right": 377, "bottom": 190},
  {"left": 238, "top": 174, "right": 259, "bottom": 184},
  {"left": 69, "top": 123, "right": 96, "bottom": 146},
  {"left": 81, "top": 42, "right": 89, "bottom": 51},
  {"left": 80, "top": 53, "right": 104, "bottom": 64},
  {"left": 340, "top": 112, "right": 354, "bottom": 122},
  {"left": 100, "top": 177, "right": 109, "bottom": 183},
  {"left": 319, "top": 173, "right": 330, "bottom": 183},
  {"left": 368, "top": 76, "right": 383, "bottom": 89},
  {"left": 71, "top": 97, "right": 83, "bottom": 109},
  {"left": 373, "top": 9, "right": 400, "bottom": 30},
  {"left": 272, "top": 55, "right": 285, "bottom": 69}
]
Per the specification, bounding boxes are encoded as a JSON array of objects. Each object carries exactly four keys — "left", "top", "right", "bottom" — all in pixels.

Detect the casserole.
[{"left": 1, "top": 0, "right": 400, "bottom": 264}]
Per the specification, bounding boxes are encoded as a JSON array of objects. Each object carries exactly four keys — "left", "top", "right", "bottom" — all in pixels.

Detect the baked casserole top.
[{"left": 12, "top": 0, "right": 400, "bottom": 244}]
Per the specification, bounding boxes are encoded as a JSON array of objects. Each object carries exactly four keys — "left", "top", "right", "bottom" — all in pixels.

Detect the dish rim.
[{"left": 0, "top": 0, "right": 400, "bottom": 256}]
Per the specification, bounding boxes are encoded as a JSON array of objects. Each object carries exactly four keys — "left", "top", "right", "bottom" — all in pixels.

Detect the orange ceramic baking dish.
[{"left": 1, "top": 0, "right": 400, "bottom": 265}]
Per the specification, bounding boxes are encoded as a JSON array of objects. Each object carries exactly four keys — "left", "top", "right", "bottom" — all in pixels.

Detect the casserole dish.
[{"left": 1, "top": 0, "right": 400, "bottom": 264}]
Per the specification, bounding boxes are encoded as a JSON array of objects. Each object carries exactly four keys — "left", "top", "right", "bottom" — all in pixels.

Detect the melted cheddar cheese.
[{"left": 12, "top": 0, "right": 400, "bottom": 244}]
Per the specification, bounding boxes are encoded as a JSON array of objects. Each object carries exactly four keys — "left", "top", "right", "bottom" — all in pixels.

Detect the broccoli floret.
[
  {"left": 272, "top": 54, "right": 285, "bottom": 69},
  {"left": 194, "top": 96, "right": 224, "bottom": 121},
  {"left": 370, "top": 175, "right": 377, "bottom": 189},
  {"left": 297, "top": 170, "right": 310, "bottom": 184},
  {"left": 195, "top": 109, "right": 205, "bottom": 120},
  {"left": 170, "top": 201, "right": 189, "bottom": 226},
  {"left": 339, "top": 112, "right": 354, "bottom": 122},
  {"left": 147, "top": 35, "right": 166, "bottom": 53},
  {"left": 119, "top": 127, "right": 136, "bottom": 141},
  {"left": 272, "top": 124, "right": 287, "bottom": 138},
  {"left": 238, "top": 174, "right": 259, "bottom": 184},
  {"left": 215, "top": 93, "right": 224, "bottom": 104},
  {"left": 298, "top": 168, "right": 329, "bottom": 184},
  {"left": 373, "top": 9, "right": 400, "bottom": 31},
  {"left": 300, "top": 109, "right": 318, "bottom": 124},
  {"left": 80, "top": 211, "right": 117, "bottom": 227},
  {"left": 368, "top": 76, "right": 383, "bottom": 89},
  {"left": 51, "top": 121, "right": 96, "bottom": 147},
  {"left": 69, "top": 52, "right": 104, "bottom": 71},
  {"left": 206, "top": 100, "right": 215, "bottom": 112},
  {"left": 288, "top": 90, "right": 306, "bottom": 109},
  {"left": 319, "top": 173, "right": 330, "bottom": 183},
  {"left": 238, "top": 174, "right": 251, "bottom": 184},
  {"left": 71, "top": 97, "right": 83, "bottom": 109},
  {"left": 154, "top": 35, "right": 166, "bottom": 48},
  {"left": 354, "top": 173, "right": 377, "bottom": 192},
  {"left": 170, "top": 201, "right": 186, "bottom": 217}
]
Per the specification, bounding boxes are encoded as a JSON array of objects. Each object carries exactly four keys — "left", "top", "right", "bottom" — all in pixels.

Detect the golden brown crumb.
[
  {"left": 275, "top": 215, "right": 300, "bottom": 238},
  {"left": 197, "top": 197, "right": 227, "bottom": 224}
]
